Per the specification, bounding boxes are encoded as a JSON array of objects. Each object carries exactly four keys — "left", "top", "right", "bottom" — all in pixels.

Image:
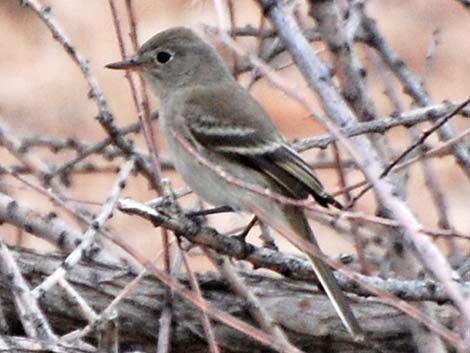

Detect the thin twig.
[
  {"left": 0, "top": 238, "right": 57, "bottom": 342},
  {"left": 347, "top": 99, "right": 470, "bottom": 207},
  {"left": 22, "top": 0, "right": 158, "bottom": 187},
  {"left": 31, "top": 158, "right": 135, "bottom": 298}
]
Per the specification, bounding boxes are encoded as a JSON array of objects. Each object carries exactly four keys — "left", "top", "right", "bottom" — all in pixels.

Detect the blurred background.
[{"left": 0, "top": 0, "right": 469, "bottom": 268}]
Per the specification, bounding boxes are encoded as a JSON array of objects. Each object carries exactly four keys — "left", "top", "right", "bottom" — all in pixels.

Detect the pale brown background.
[{"left": 0, "top": 0, "right": 469, "bottom": 267}]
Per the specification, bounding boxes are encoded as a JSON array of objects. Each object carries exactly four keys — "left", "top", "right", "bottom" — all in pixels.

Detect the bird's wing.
[
  {"left": 266, "top": 145, "right": 342, "bottom": 207},
  {"left": 183, "top": 87, "right": 341, "bottom": 208}
]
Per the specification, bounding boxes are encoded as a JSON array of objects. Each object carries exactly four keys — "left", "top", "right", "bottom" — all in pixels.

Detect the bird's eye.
[{"left": 156, "top": 51, "right": 172, "bottom": 64}]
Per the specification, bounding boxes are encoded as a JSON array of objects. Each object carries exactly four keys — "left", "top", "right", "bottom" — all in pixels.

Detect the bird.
[{"left": 106, "top": 27, "right": 363, "bottom": 339}]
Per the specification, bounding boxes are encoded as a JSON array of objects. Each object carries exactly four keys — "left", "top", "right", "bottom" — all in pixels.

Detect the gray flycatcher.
[{"left": 107, "top": 27, "right": 363, "bottom": 339}]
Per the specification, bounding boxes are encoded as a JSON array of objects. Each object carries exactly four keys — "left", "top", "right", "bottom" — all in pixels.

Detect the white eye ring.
[{"left": 155, "top": 51, "right": 173, "bottom": 64}]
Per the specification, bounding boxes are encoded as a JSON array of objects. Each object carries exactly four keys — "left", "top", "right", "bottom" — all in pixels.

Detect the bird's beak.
[{"left": 105, "top": 56, "right": 144, "bottom": 70}]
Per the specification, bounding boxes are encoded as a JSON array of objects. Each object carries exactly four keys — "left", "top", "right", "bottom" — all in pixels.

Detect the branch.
[
  {"left": 118, "top": 197, "right": 470, "bottom": 303},
  {"left": 1, "top": 246, "right": 459, "bottom": 353}
]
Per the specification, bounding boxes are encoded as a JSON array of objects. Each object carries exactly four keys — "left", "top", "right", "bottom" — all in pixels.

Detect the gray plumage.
[{"left": 106, "top": 27, "right": 362, "bottom": 339}]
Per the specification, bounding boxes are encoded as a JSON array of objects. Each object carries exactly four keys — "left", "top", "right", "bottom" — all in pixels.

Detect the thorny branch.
[{"left": 1, "top": 0, "right": 469, "bottom": 352}]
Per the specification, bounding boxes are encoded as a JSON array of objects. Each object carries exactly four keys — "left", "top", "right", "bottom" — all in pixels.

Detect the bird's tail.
[{"left": 251, "top": 202, "right": 364, "bottom": 340}]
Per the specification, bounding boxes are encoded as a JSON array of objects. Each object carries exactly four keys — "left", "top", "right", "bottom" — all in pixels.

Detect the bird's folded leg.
[{"left": 185, "top": 205, "right": 234, "bottom": 218}]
